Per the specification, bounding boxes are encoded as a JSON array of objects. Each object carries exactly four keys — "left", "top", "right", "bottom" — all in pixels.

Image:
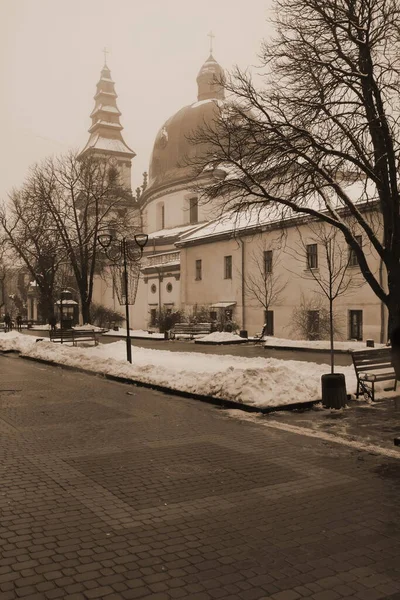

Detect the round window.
[
  {"left": 166, "top": 283, "right": 173, "bottom": 293},
  {"left": 151, "top": 284, "right": 157, "bottom": 294}
]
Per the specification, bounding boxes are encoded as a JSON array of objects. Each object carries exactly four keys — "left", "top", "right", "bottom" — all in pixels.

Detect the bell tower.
[{"left": 79, "top": 52, "right": 135, "bottom": 192}]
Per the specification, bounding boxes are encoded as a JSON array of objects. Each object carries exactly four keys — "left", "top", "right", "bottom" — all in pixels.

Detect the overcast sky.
[{"left": 0, "top": 0, "right": 273, "bottom": 199}]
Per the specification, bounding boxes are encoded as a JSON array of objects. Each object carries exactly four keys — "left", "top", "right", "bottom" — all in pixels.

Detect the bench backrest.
[
  {"left": 50, "top": 330, "right": 74, "bottom": 338},
  {"left": 173, "top": 323, "right": 212, "bottom": 331},
  {"left": 351, "top": 348, "right": 393, "bottom": 373}
]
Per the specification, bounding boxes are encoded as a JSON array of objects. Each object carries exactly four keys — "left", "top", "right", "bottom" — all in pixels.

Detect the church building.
[{"left": 85, "top": 52, "right": 386, "bottom": 344}]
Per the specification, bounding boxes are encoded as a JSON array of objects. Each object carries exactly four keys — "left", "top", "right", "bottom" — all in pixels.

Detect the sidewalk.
[{"left": 1, "top": 353, "right": 400, "bottom": 600}]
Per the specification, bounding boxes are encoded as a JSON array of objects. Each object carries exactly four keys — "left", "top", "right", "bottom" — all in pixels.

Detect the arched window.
[
  {"left": 189, "top": 197, "right": 198, "bottom": 224},
  {"left": 156, "top": 202, "right": 165, "bottom": 230}
]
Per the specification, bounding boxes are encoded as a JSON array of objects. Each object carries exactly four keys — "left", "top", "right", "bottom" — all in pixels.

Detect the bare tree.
[
  {"left": 290, "top": 293, "right": 343, "bottom": 342},
  {"left": 0, "top": 182, "right": 65, "bottom": 321},
  {"left": 2, "top": 151, "right": 139, "bottom": 324},
  {"left": 189, "top": 0, "right": 400, "bottom": 338},
  {"left": 291, "top": 223, "right": 360, "bottom": 372},
  {"left": 242, "top": 239, "right": 287, "bottom": 327}
]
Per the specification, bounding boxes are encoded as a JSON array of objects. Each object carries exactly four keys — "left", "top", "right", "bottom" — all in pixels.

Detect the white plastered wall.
[{"left": 180, "top": 216, "right": 386, "bottom": 342}]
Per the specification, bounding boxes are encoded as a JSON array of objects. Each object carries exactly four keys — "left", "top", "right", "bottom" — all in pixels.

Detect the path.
[{"left": 0, "top": 353, "right": 399, "bottom": 599}]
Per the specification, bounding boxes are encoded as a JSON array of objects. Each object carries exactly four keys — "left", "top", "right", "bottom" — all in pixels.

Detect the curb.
[
  {"left": 103, "top": 334, "right": 167, "bottom": 342},
  {"left": 264, "top": 344, "right": 353, "bottom": 354},
  {"left": 194, "top": 339, "right": 248, "bottom": 345},
  {"left": 7, "top": 351, "right": 320, "bottom": 414}
]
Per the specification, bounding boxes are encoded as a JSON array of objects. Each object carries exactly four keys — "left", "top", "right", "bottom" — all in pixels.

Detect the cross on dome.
[
  {"left": 102, "top": 46, "right": 109, "bottom": 66},
  {"left": 207, "top": 31, "right": 215, "bottom": 54}
]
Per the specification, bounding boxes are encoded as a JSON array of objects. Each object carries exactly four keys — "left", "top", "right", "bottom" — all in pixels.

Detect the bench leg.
[{"left": 359, "top": 379, "right": 373, "bottom": 401}]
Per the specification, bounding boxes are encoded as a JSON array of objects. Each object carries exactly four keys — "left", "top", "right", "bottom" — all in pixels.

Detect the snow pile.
[
  {"left": 73, "top": 324, "right": 105, "bottom": 332},
  {"left": 0, "top": 331, "right": 394, "bottom": 408},
  {"left": 0, "top": 331, "right": 39, "bottom": 353},
  {"left": 264, "top": 337, "right": 385, "bottom": 352},
  {"left": 197, "top": 332, "right": 245, "bottom": 343}
]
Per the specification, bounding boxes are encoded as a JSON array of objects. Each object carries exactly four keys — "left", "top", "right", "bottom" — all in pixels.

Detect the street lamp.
[{"left": 97, "top": 233, "right": 148, "bottom": 363}]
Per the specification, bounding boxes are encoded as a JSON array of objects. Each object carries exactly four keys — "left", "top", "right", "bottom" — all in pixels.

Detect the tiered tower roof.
[{"left": 79, "top": 63, "right": 135, "bottom": 158}]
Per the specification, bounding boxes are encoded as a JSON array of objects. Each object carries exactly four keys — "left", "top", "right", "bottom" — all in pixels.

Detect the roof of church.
[
  {"left": 176, "top": 179, "right": 376, "bottom": 247},
  {"left": 79, "top": 63, "right": 135, "bottom": 159},
  {"left": 143, "top": 54, "right": 226, "bottom": 198}
]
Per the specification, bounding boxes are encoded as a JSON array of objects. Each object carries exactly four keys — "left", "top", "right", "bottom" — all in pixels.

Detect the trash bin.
[
  {"left": 366, "top": 339, "right": 375, "bottom": 347},
  {"left": 61, "top": 318, "right": 73, "bottom": 330},
  {"left": 321, "top": 373, "right": 347, "bottom": 409},
  {"left": 239, "top": 330, "right": 248, "bottom": 338}
]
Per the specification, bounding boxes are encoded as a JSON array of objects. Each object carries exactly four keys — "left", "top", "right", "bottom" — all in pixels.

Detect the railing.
[{"left": 145, "top": 251, "right": 180, "bottom": 267}]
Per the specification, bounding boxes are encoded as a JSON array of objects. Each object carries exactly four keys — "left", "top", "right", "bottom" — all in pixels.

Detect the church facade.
[{"left": 84, "top": 55, "right": 387, "bottom": 343}]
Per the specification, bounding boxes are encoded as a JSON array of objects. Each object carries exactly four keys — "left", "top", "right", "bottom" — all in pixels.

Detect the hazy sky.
[{"left": 0, "top": 0, "right": 273, "bottom": 199}]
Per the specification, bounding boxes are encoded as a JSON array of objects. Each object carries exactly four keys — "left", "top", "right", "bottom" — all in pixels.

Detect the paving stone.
[{"left": 1, "top": 355, "right": 400, "bottom": 600}]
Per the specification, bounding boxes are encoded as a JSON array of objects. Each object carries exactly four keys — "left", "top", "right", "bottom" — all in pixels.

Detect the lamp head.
[
  {"left": 134, "top": 233, "right": 148, "bottom": 249},
  {"left": 97, "top": 234, "right": 112, "bottom": 249}
]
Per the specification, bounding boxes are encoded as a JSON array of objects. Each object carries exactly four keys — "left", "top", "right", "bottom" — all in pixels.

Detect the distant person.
[
  {"left": 49, "top": 315, "right": 57, "bottom": 332},
  {"left": 390, "top": 325, "right": 400, "bottom": 379},
  {"left": 16, "top": 314, "right": 22, "bottom": 332},
  {"left": 4, "top": 313, "right": 11, "bottom": 332}
]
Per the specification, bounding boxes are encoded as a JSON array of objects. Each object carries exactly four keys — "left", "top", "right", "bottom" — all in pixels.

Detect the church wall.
[
  {"left": 143, "top": 185, "right": 224, "bottom": 235},
  {"left": 180, "top": 215, "right": 386, "bottom": 342}
]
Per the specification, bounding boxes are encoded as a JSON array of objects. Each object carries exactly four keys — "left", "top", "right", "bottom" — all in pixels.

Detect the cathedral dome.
[{"left": 145, "top": 54, "right": 226, "bottom": 196}]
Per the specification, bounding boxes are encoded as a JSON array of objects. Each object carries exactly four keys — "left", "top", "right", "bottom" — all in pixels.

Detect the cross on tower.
[
  {"left": 207, "top": 31, "right": 215, "bottom": 54},
  {"left": 102, "top": 47, "right": 109, "bottom": 65}
]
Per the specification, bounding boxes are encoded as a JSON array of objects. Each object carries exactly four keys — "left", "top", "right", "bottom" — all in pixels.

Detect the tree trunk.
[
  {"left": 81, "top": 300, "right": 91, "bottom": 325},
  {"left": 38, "top": 291, "right": 55, "bottom": 324},
  {"left": 329, "top": 298, "right": 334, "bottom": 374},
  {"left": 386, "top": 269, "right": 400, "bottom": 341}
]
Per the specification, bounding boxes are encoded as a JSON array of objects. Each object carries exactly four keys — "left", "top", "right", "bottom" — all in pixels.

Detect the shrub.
[{"left": 89, "top": 303, "right": 124, "bottom": 329}]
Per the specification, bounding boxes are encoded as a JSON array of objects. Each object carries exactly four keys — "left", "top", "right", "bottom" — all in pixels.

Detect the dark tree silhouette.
[{"left": 189, "top": 0, "right": 400, "bottom": 338}]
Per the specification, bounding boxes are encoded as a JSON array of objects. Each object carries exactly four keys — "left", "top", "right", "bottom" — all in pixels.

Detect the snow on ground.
[
  {"left": 196, "top": 332, "right": 244, "bottom": 343},
  {"left": 224, "top": 411, "right": 400, "bottom": 459},
  {"left": 264, "top": 337, "right": 385, "bottom": 352},
  {"left": 3, "top": 330, "right": 394, "bottom": 408},
  {"left": 103, "top": 328, "right": 165, "bottom": 339}
]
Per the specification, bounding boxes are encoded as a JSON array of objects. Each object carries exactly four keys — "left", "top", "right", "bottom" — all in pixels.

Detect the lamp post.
[{"left": 97, "top": 233, "right": 148, "bottom": 363}]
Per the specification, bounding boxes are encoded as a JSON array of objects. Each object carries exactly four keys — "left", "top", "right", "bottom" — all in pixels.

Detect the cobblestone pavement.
[{"left": 1, "top": 353, "right": 400, "bottom": 600}]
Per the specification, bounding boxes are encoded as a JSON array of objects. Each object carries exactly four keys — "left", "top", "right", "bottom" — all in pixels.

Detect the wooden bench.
[
  {"left": 49, "top": 329, "right": 99, "bottom": 346},
  {"left": 170, "top": 323, "right": 212, "bottom": 340},
  {"left": 351, "top": 348, "right": 397, "bottom": 402}
]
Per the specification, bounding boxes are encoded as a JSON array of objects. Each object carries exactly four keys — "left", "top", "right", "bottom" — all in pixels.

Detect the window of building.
[
  {"left": 264, "top": 310, "right": 274, "bottom": 336},
  {"left": 150, "top": 308, "right": 157, "bottom": 326},
  {"left": 224, "top": 255, "right": 232, "bottom": 279},
  {"left": 151, "top": 284, "right": 157, "bottom": 294},
  {"left": 189, "top": 197, "right": 198, "bottom": 224},
  {"left": 349, "top": 310, "right": 363, "bottom": 340},
  {"left": 349, "top": 235, "right": 362, "bottom": 267},
  {"left": 210, "top": 311, "right": 217, "bottom": 321},
  {"left": 306, "top": 244, "right": 318, "bottom": 269},
  {"left": 195, "top": 259, "right": 202, "bottom": 281},
  {"left": 264, "top": 250, "right": 273, "bottom": 275},
  {"left": 307, "top": 310, "right": 320, "bottom": 340},
  {"left": 156, "top": 202, "right": 165, "bottom": 230},
  {"left": 166, "top": 282, "right": 173, "bottom": 293}
]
